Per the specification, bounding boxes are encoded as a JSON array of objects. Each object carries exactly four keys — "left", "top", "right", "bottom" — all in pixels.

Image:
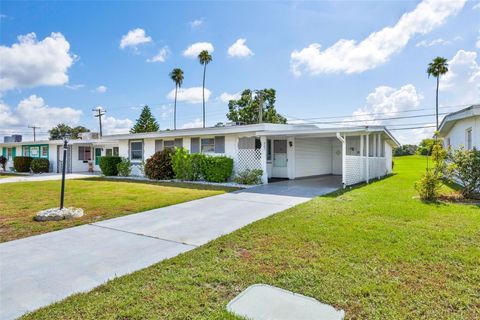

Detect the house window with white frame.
[
  {"left": 466, "top": 128, "right": 472, "bottom": 150},
  {"left": 130, "top": 141, "right": 143, "bottom": 161},
  {"left": 201, "top": 138, "right": 215, "bottom": 153},
  {"left": 163, "top": 140, "right": 174, "bottom": 150},
  {"left": 41, "top": 146, "right": 48, "bottom": 157},
  {"left": 78, "top": 146, "right": 92, "bottom": 161},
  {"left": 23, "top": 146, "right": 29, "bottom": 156}
]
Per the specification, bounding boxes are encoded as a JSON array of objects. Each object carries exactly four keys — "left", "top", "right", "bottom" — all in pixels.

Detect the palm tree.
[
  {"left": 427, "top": 57, "right": 448, "bottom": 131},
  {"left": 198, "top": 50, "right": 212, "bottom": 128},
  {"left": 169, "top": 68, "right": 184, "bottom": 130}
]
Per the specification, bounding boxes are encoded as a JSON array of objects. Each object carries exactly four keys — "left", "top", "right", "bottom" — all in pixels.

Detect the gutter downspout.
[{"left": 336, "top": 132, "right": 346, "bottom": 188}]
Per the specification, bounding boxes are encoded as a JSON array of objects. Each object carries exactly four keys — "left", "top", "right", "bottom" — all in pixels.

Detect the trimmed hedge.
[
  {"left": 14, "top": 156, "right": 33, "bottom": 173},
  {"left": 234, "top": 169, "right": 263, "bottom": 185},
  {"left": 145, "top": 149, "right": 175, "bottom": 180},
  {"left": 201, "top": 156, "right": 233, "bottom": 183},
  {"left": 116, "top": 157, "right": 132, "bottom": 177},
  {"left": 171, "top": 148, "right": 203, "bottom": 181},
  {"left": 99, "top": 156, "right": 122, "bottom": 176},
  {"left": 31, "top": 158, "right": 50, "bottom": 173}
]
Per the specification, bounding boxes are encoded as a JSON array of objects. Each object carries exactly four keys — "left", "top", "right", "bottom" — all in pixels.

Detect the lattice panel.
[
  {"left": 236, "top": 149, "right": 262, "bottom": 173},
  {"left": 345, "top": 156, "right": 364, "bottom": 186}
]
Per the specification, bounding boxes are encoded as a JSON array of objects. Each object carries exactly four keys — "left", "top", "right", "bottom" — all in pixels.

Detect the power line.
[
  {"left": 27, "top": 125, "right": 41, "bottom": 141},
  {"left": 389, "top": 125, "right": 436, "bottom": 131}
]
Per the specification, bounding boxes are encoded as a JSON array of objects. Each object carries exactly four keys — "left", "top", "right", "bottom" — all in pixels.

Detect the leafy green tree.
[
  {"left": 393, "top": 144, "right": 418, "bottom": 156},
  {"left": 417, "top": 138, "right": 442, "bottom": 156},
  {"left": 226, "top": 89, "right": 287, "bottom": 124},
  {"left": 170, "top": 68, "right": 184, "bottom": 130},
  {"left": 198, "top": 50, "right": 212, "bottom": 128},
  {"left": 448, "top": 148, "right": 480, "bottom": 198},
  {"left": 427, "top": 57, "right": 448, "bottom": 131},
  {"left": 130, "top": 105, "right": 159, "bottom": 133},
  {"left": 49, "top": 123, "right": 90, "bottom": 140}
]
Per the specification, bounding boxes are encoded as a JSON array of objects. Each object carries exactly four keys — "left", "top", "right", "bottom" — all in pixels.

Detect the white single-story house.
[
  {"left": 439, "top": 104, "right": 479, "bottom": 150},
  {"left": 0, "top": 132, "right": 119, "bottom": 173},
  {"left": 107, "top": 123, "right": 400, "bottom": 186}
]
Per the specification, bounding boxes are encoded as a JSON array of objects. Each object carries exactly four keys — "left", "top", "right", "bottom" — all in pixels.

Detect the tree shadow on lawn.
[{"left": 76, "top": 177, "right": 239, "bottom": 192}]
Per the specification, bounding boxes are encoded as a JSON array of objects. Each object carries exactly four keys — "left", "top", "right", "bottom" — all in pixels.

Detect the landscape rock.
[{"left": 34, "top": 207, "right": 84, "bottom": 222}]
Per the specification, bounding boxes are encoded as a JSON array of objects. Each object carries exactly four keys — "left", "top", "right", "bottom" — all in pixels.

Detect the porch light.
[{"left": 289, "top": 141, "right": 293, "bottom": 147}]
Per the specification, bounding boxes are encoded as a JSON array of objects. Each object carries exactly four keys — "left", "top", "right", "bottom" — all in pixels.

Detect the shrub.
[
  {"left": 414, "top": 143, "right": 447, "bottom": 201},
  {"left": 99, "top": 156, "right": 122, "bottom": 176},
  {"left": 13, "top": 156, "right": 33, "bottom": 173},
  {"left": 171, "top": 148, "right": 205, "bottom": 181},
  {"left": 201, "top": 156, "right": 233, "bottom": 183},
  {"left": 145, "top": 149, "right": 175, "bottom": 180},
  {"left": 31, "top": 158, "right": 50, "bottom": 173},
  {"left": 448, "top": 147, "right": 480, "bottom": 198},
  {"left": 0, "top": 155, "right": 6, "bottom": 171},
  {"left": 234, "top": 169, "right": 263, "bottom": 185},
  {"left": 116, "top": 157, "right": 132, "bottom": 177}
]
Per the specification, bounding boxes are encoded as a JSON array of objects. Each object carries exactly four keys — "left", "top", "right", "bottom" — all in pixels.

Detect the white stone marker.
[{"left": 227, "top": 284, "right": 345, "bottom": 320}]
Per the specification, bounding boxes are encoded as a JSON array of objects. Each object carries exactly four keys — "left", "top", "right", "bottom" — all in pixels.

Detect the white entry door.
[{"left": 272, "top": 140, "right": 288, "bottom": 178}]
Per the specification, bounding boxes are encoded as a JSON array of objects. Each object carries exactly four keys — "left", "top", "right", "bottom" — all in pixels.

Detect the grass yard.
[
  {"left": 22, "top": 156, "right": 480, "bottom": 319},
  {"left": 0, "top": 178, "right": 234, "bottom": 242}
]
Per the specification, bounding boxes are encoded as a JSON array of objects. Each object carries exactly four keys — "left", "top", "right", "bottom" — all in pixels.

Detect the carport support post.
[
  {"left": 366, "top": 134, "right": 370, "bottom": 184},
  {"left": 260, "top": 136, "right": 268, "bottom": 184},
  {"left": 336, "top": 133, "right": 346, "bottom": 188}
]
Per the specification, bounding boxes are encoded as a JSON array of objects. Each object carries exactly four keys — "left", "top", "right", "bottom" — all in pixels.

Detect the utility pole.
[
  {"left": 92, "top": 107, "right": 106, "bottom": 137},
  {"left": 255, "top": 90, "right": 264, "bottom": 124},
  {"left": 28, "top": 125, "right": 40, "bottom": 141}
]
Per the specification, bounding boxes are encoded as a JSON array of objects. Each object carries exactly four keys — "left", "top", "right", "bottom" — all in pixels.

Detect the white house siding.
[
  {"left": 385, "top": 142, "right": 393, "bottom": 173},
  {"left": 444, "top": 117, "right": 479, "bottom": 149},
  {"left": 71, "top": 145, "right": 92, "bottom": 172},
  {"left": 294, "top": 138, "right": 333, "bottom": 178}
]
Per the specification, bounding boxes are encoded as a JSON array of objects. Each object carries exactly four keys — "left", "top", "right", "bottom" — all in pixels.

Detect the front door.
[
  {"left": 272, "top": 140, "right": 288, "bottom": 178},
  {"left": 95, "top": 148, "right": 102, "bottom": 166}
]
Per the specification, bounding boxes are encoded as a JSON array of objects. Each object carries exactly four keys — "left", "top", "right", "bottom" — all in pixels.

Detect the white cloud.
[
  {"left": 102, "top": 116, "right": 133, "bottom": 135},
  {"left": 189, "top": 19, "right": 203, "bottom": 28},
  {"left": 219, "top": 92, "right": 241, "bottom": 103},
  {"left": 120, "top": 28, "right": 152, "bottom": 50},
  {"left": 290, "top": 0, "right": 466, "bottom": 75},
  {"left": 65, "top": 84, "right": 85, "bottom": 90},
  {"left": 182, "top": 42, "right": 214, "bottom": 58},
  {"left": 0, "top": 101, "right": 19, "bottom": 127},
  {"left": 95, "top": 85, "right": 107, "bottom": 93},
  {"left": 227, "top": 39, "right": 254, "bottom": 58},
  {"left": 415, "top": 37, "right": 459, "bottom": 47},
  {"left": 182, "top": 118, "right": 203, "bottom": 129},
  {"left": 0, "top": 32, "right": 75, "bottom": 92},
  {"left": 147, "top": 46, "right": 169, "bottom": 63},
  {"left": 440, "top": 49, "right": 480, "bottom": 104},
  {"left": 473, "top": 2, "right": 480, "bottom": 10},
  {"left": 476, "top": 30, "right": 480, "bottom": 49},
  {"left": 159, "top": 104, "right": 173, "bottom": 119},
  {"left": 167, "top": 87, "right": 211, "bottom": 104}
]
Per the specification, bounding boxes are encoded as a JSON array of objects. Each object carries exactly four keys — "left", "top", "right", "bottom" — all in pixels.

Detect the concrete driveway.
[{"left": 0, "top": 177, "right": 339, "bottom": 319}]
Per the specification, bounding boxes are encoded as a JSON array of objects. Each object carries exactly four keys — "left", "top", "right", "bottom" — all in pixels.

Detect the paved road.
[
  {"left": 0, "top": 178, "right": 340, "bottom": 319},
  {"left": 0, "top": 173, "right": 100, "bottom": 184}
]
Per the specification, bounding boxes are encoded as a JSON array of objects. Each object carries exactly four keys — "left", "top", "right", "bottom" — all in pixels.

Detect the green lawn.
[
  {"left": 0, "top": 178, "right": 234, "bottom": 242},
  {"left": 22, "top": 156, "right": 480, "bottom": 319}
]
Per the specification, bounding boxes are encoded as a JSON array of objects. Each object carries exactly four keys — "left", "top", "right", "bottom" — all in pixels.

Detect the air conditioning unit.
[{"left": 79, "top": 132, "right": 100, "bottom": 140}]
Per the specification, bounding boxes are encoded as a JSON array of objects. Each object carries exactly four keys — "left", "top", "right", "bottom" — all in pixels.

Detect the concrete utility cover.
[{"left": 227, "top": 284, "right": 345, "bottom": 320}]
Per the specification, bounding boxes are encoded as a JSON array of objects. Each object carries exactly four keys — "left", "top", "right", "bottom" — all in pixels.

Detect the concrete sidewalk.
[
  {"left": 0, "top": 173, "right": 100, "bottom": 184},
  {"left": 0, "top": 189, "right": 315, "bottom": 320}
]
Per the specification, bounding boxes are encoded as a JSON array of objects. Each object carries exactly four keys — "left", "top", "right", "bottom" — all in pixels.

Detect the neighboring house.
[
  {"left": 439, "top": 104, "right": 479, "bottom": 150},
  {"left": 0, "top": 132, "right": 119, "bottom": 173},
  {"left": 108, "top": 123, "right": 399, "bottom": 186}
]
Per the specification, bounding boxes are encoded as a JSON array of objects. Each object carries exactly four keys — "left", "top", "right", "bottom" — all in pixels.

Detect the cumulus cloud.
[
  {"left": 102, "top": 116, "right": 133, "bottom": 135},
  {"left": 95, "top": 85, "right": 107, "bottom": 93},
  {"left": 0, "top": 32, "right": 75, "bottom": 92},
  {"left": 182, "top": 118, "right": 203, "bottom": 129},
  {"left": 290, "top": 0, "right": 466, "bottom": 76},
  {"left": 415, "top": 37, "right": 461, "bottom": 47},
  {"left": 189, "top": 19, "right": 203, "bottom": 28},
  {"left": 440, "top": 49, "right": 480, "bottom": 104},
  {"left": 120, "top": 28, "right": 152, "bottom": 50},
  {"left": 167, "top": 87, "right": 211, "bottom": 104},
  {"left": 227, "top": 39, "right": 254, "bottom": 58},
  {"left": 473, "top": 2, "right": 480, "bottom": 10},
  {"left": 182, "top": 42, "right": 214, "bottom": 58},
  {"left": 147, "top": 46, "right": 169, "bottom": 63},
  {"left": 476, "top": 30, "right": 480, "bottom": 49},
  {"left": 219, "top": 92, "right": 241, "bottom": 103}
]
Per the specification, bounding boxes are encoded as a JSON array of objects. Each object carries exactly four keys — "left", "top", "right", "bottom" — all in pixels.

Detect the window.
[
  {"left": 163, "top": 140, "right": 174, "bottom": 150},
  {"left": 201, "top": 138, "right": 215, "bottom": 153},
  {"left": 23, "top": 146, "right": 29, "bottom": 156},
  {"left": 267, "top": 139, "right": 272, "bottom": 161},
  {"left": 78, "top": 146, "right": 92, "bottom": 161},
  {"left": 130, "top": 141, "right": 143, "bottom": 160},
  {"left": 41, "top": 146, "right": 48, "bottom": 157},
  {"left": 466, "top": 128, "right": 472, "bottom": 150},
  {"left": 113, "top": 147, "right": 119, "bottom": 156},
  {"left": 30, "top": 147, "right": 39, "bottom": 157},
  {"left": 106, "top": 149, "right": 113, "bottom": 156}
]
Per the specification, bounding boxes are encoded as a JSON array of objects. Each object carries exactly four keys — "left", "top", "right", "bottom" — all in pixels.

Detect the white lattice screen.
[
  {"left": 345, "top": 156, "right": 365, "bottom": 186},
  {"left": 236, "top": 149, "right": 262, "bottom": 173}
]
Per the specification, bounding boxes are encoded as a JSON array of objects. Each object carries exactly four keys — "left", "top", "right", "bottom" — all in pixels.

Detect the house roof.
[
  {"left": 0, "top": 139, "right": 116, "bottom": 148},
  {"left": 438, "top": 104, "right": 480, "bottom": 136}
]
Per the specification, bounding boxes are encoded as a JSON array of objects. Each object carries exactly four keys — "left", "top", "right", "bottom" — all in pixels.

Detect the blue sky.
[{"left": 1, "top": 0, "right": 479, "bottom": 143}]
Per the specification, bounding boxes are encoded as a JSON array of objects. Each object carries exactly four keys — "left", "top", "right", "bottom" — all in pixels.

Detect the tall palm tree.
[
  {"left": 198, "top": 50, "right": 212, "bottom": 128},
  {"left": 427, "top": 57, "right": 448, "bottom": 131},
  {"left": 169, "top": 68, "right": 184, "bottom": 130}
]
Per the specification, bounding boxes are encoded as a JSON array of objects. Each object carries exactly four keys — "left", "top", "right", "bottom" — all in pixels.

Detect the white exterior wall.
[
  {"left": 385, "top": 142, "right": 393, "bottom": 173},
  {"left": 71, "top": 145, "right": 92, "bottom": 172},
  {"left": 331, "top": 139, "right": 342, "bottom": 175},
  {"left": 443, "top": 117, "right": 479, "bottom": 149},
  {"left": 48, "top": 144, "right": 58, "bottom": 172},
  {"left": 294, "top": 138, "right": 333, "bottom": 178},
  {"left": 118, "top": 140, "right": 129, "bottom": 158}
]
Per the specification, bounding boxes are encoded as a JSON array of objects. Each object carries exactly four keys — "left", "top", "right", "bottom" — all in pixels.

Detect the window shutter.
[
  {"left": 155, "top": 140, "right": 163, "bottom": 152},
  {"left": 12, "top": 147, "right": 16, "bottom": 158},
  {"left": 214, "top": 136, "right": 225, "bottom": 153},
  {"left": 174, "top": 138, "right": 183, "bottom": 148},
  {"left": 2, "top": 147, "right": 5, "bottom": 157},
  {"left": 191, "top": 138, "right": 200, "bottom": 153}
]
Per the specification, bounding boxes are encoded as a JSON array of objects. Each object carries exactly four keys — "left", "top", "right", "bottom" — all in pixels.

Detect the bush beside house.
[
  {"left": 234, "top": 169, "right": 263, "bottom": 185},
  {"left": 31, "top": 158, "right": 50, "bottom": 173},
  {"left": 201, "top": 156, "right": 233, "bottom": 183},
  {"left": 145, "top": 149, "right": 175, "bottom": 180},
  {"left": 448, "top": 148, "right": 480, "bottom": 198},
  {"left": 0, "top": 155, "right": 6, "bottom": 171},
  {"left": 99, "top": 156, "right": 122, "bottom": 176},
  {"left": 13, "top": 157, "right": 33, "bottom": 173},
  {"left": 116, "top": 158, "right": 132, "bottom": 177}
]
